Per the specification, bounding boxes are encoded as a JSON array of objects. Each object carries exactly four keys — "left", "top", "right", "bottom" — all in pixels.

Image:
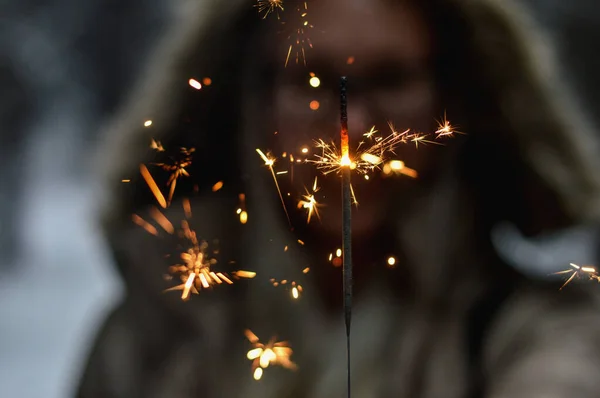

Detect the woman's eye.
[{"left": 278, "top": 85, "right": 331, "bottom": 114}]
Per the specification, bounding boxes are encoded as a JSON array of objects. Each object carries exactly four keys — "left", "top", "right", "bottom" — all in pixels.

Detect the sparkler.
[
  {"left": 245, "top": 329, "right": 297, "bottom": 380},
  {"left": 309, "top": 120, "right": 451, "bottom": 177},
  {"left": 307, "top": 116, "right": 456, "bottom": 207},
  {"left": 340, "top": 76, "right": 353, "bottom": 398},
  {"left": 553, "top": 263, "right": 600, "bottom": 290}
]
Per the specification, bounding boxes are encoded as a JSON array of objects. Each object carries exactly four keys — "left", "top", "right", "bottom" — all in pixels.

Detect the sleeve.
[{"left": 483, "top": 287, "right": 600, "bottom": 398}]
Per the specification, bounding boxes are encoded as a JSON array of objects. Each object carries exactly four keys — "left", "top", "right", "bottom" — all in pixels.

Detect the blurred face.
[{"left": 271, "top": 0, "right": 436, "bottom": 238}]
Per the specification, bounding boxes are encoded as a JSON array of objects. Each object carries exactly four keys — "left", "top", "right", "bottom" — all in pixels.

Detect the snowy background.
[
  {"left": 0, "top": 0, "right": 168, "bottom": 396},
  {"left": 0, "top": 1, "right": 598, "bottom": 397}
]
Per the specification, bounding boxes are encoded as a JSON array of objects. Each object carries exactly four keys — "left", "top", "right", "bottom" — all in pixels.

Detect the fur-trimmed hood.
[{"left": 79, "top": 1, "right": 600, "bottom": 397}]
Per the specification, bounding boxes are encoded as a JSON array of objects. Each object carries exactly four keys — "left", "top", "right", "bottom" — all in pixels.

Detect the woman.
[{"left": 78, "top": 0, "right": 600, "bottom": 397}]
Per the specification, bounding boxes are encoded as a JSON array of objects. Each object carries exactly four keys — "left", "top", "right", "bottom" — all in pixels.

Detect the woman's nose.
[{"left": 347, "top": 101, "right": 371, "bottom": 139}]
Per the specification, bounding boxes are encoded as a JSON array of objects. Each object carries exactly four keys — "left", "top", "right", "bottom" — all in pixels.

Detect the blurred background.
[{"left": 0, "top": 0, "right": 598, "bottom": 396}]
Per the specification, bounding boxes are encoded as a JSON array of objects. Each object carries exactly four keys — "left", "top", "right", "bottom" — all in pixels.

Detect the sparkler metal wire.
[{"left": 340, "top": 76, "right": 353, "bottom": 398}]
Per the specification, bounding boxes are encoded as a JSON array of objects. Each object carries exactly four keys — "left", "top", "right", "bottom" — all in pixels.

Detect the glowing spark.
[
  {"left": 363, "top": 126, "right": 377, "bottom": 139},
  {"left": 435, "top": 112, "right": 462, "bottom": 138},
  {"left": 382, "top": 160, "right": 418, "bottom": 178},
  {"left": 256, "top": 149, "right": 291, "bottom": 227},
  {"left": 202, "top": 77, "right": 212, "bottom": 86},
  {"left": 309, "top": 76, "right": 320, "bottom": 87},
  {"left": 309, "top": 140, "right": 349, "bottom": 175},
  {"left": 387, "top": 256, "right": 396, "bottom": 267},
  {"left": 553, "top": 263, "right": 599, "bottom": 290},
  {"left": 309, "top": 100, "right": 320, "bottom": 110},
  {"left": 245, "top": 329, "right": 296, "bottom": 380},
  {"left": 150, "top": 206, "right": 175, "bottom": 234},
  {"left": 349, "top": 183, "right": 358, "bottom": 205},
  {"left": 409, "top": 132, "right": 441, "bottom": 148},
  {"left": 309, "top": 121, "right": 451, "bottom": 176},
  {"left": 284, "top": 1, "right": 313, "bottom": 67},
  {"left": 188, "top": 78, "right": 202, "bottom": 90},
  {"left": 150, "top": 138, "right": 165, "bottom": 152},
  {"left": 212, "top": 181, "right": 224, "bottom": 192},
  {"left": 164, "top": 238, "right": 231, "bottom": 299},
  {"left": 360, "top": 153, "right": 381, "bottom": 165},
  {"left": 182, "top": 198, "right": 192, "bottom": 218},
  {"left": 297, "top": 176, "right": 321, "bottom": 223},
  {"left": 121, "top": 179, "right": 130, "bottom": 183},
  {"left": 329, "top": 250, "right": 342, "bottom": 267},
  {"left": 133, "top": 202, "right": 252, "bottom": 300},
  {"left": 140, "top": 164, "right": 167, "bottom": 208},
  {"left": 235, "top": 270, "right": 257, "bottom": 279},
  {"left": 144, "top": 120, "right": 152, "bottom": 127},
  {"left": 255, "top": 0, "right": 284, "bottom": 19},
  {"left": 152, "top": 147, "right": 194, "bottom": 205},
  {"left": 238, "top": 193, "right": 248, "bottom": 224},
  {"left": 341, "top": 127, "right": 349, "bottom": 164},
  {"left": 132, "top": 214, "right": 158, "bottom": 236},
  {"left": 346, "top": 56, "right": 355, "bottom": 65},
  {"left": 270, "top": 278, "right": 303, "bottom": 300}
]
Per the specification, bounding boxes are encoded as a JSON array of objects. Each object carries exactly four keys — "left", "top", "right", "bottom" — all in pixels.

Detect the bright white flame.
[
  {"left": 253, "top": 367, "right": 263, "bottom": 380},
  {"left": 340, "top": 155, "right": 351, "bottom": 167},
  {"left": 188, "top": 78, "right": 202, "bottom": 90}
]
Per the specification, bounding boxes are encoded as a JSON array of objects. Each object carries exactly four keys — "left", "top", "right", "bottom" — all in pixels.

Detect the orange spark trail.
[
  {"left": 140, "top": 164, "right": 167, "bottom": 208},
  {"left": 256, "top": 148, "right": 292, "bottom": 228}
]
